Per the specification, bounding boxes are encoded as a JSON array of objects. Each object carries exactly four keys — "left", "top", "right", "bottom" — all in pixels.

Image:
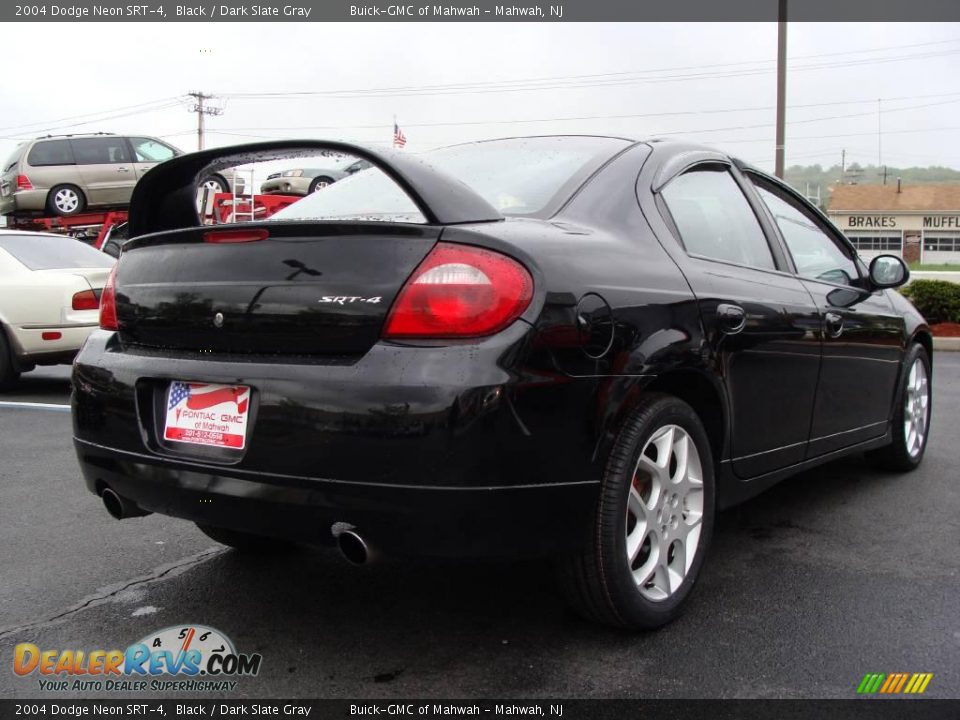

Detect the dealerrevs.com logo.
[{"left": 13, "top": 625, "right": 262, "bottom": 693}]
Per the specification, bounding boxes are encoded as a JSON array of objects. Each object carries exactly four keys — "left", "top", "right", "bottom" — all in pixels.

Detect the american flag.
[
  {"left": 393, "top": 120, "right": 407, "bottom": 149},
  {"left": 169, "top": 382, "right": 191, "bottom": 410},
  {"left": 169, "top": 382, "right": 249, "bottom": 413}
]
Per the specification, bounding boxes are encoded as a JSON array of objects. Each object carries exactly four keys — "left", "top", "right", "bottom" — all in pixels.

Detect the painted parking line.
[{"left": 0, "top": 401, "right": 71, "bottom": 412}]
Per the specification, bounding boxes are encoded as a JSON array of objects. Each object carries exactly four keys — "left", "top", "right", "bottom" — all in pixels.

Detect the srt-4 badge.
[{"left": 318, "top": 296, "right": 382, "bottom": 305}]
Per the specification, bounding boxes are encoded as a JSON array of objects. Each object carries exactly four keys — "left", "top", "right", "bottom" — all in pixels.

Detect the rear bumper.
[
  {"left": 259, "top": 178, "right": 307, "bottom": 195},
  {"left": 12, "top": 324, "right": 96, "bottom": 359},
  {"left": 0, "top": 189, "right": 46, "bottom": 215},
  {"left": 72, "top": 327, "right": 603, "bottom": 557},
  {"left": 75, "top": 439, "right": 598, "bottom": 557}
]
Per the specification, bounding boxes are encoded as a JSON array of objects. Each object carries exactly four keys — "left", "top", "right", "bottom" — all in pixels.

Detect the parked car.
[
  {"left": 72, "top": 136, "right": 931, "bottom": 630},
  {"left": 260, "top": 168, "right": 344, "bottom": 196},
  {"left": 0, "top": 230, "right": 114, "bottom": 389},
  {"left": 0, "top": 133, "right": 246, "bottom": 217},
  {"left": 260, "top": 159, "right": 372, "bottom": 195}
]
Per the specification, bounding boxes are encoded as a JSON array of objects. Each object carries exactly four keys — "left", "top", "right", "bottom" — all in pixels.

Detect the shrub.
[{"left": 901, "top": 279, "right": 960, "bottom": 323}]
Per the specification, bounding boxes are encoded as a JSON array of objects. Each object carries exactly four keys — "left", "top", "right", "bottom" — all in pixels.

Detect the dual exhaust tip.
[
  {"left": 101, "top": 487, "right": 151, "bottom": 520},
  {"left": 331, "top": 522, "right": 377, "bottom": 565},
  {"left": 100, "top": 488, "right": 377, "bottom": 566}
]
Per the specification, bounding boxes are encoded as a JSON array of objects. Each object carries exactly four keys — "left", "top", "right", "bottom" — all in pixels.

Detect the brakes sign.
[{"left": 164, "top": 382, "right": 251, "bottom": 449}]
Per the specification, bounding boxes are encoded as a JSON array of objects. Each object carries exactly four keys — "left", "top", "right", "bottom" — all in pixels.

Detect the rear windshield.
[
  {"left": 0, "top": 234, "right": 115, "bottom": 270},
  {"left": 267, "top": 136, "right": 631, "bottom": 223},
  {"left": 3, "top": 145, "right": 25, "bottom": 173}
]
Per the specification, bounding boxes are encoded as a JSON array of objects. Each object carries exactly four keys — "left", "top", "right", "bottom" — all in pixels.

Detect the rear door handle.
[
  {"left": 717, "top": 303, "right": 746, "bottom": 334},
  {"left": 824, "top": 311, "right": 844, "bottom": 338},
  {"left": 117, "top": 167, "right": 130, "bottom": 173}
]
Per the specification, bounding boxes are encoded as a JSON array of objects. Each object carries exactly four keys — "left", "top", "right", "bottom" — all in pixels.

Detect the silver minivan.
[{"left": 0, "top": 133, "right": 245, "bottom": 217}]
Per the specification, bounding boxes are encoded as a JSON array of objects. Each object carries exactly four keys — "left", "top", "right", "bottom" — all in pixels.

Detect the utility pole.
[
  {"left": 841, "top": 149, "right": 846, "bottom": 178},
  {"left": 774, "top": 0, "right": 787, "bottom": 179},
  {"left": 188, "top": 91, "right": 222, "bottom": 151},
  {"left": 880, "top": 165, "right": 889, "bottom": 185}
]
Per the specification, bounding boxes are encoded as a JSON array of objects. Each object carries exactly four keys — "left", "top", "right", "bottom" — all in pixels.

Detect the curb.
[{"left": 933, "top": 337, "right": 960, "bottom": 351}]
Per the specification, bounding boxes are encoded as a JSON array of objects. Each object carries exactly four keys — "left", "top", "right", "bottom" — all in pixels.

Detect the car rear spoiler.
[{"left": 127, "top": 140, "right": 503, "bottom": 237}]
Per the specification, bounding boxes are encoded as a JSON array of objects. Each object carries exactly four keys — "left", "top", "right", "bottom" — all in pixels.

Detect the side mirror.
[{"left": 869, "top": 254, "right": 909, "bottom": 289}]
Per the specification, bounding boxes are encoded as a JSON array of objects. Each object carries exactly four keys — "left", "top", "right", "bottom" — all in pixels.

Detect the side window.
[
  {"left": 130, "top": 137, "right": 177, "bottom": 163},
  {"left": 26, "top": 140, "right": 75, "bottom": 167},
  {"left": 660, "top": 167, "right": 775, "bottom": 271},
  {"left": 751, "top": 180, "right": 859, "bottom": 286},
  {"left": 70, "top": 138, "right": 131, "bottom": 165}
]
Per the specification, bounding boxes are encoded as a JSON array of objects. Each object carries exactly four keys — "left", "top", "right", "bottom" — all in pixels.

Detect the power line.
[
  {"left": 0, "top": 97, "right": 183, "bottom": 135},
  {"left": 206, "top": 92, "right": 960, "bottom": 136},
  {"left": 218, "top": 46, "right": 960, "bottom": 100},
  {"left": 201, "top": 93, "right": 960, "bottom": 144},
  {"left": 651, "top": 97, "right": 960, "bottom": 138},
  {"left": 227, "top": 37, "right": 960, "bottom": 98},
  {"left": 223, "top": 42, "right": 960, "bottom": 97},
  {"left": 0, "top": 100, "right": 186, "bottom": 141},
  {"left": 706, "top": 125, "right": 960, "bottom": 144}
]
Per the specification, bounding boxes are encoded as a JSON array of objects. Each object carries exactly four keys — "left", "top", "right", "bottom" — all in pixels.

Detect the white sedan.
[{"left": 0, "top": 230, "right": 114, "bottom": 390}]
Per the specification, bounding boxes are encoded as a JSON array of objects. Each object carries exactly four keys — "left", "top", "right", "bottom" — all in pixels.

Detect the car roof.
[
  {"left": 30, "top": 132, "right": 121, "bottom": 140},
  {"left": 0, "top": 229, "right": 78, "bottom": 241},
  {"left": 431, "top": 134, "right": 742, "bottom": 163}
]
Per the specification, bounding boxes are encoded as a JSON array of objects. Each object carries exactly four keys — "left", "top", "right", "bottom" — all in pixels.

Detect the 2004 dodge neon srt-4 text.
[{"left": 71, "top": 136, "right": 933, "bottom": 629}]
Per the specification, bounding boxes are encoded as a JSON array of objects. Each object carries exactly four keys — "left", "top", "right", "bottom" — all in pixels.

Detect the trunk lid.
[
  {"left": 34, "top": 267, "right": 112, "bottom": 291},
  {"left": 115, "top": 223, "right": 440, "bottom": 357}
]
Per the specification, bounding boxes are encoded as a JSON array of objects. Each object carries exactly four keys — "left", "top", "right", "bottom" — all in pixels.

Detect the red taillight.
[
  {"left": 16, "top": 174, "right": 33, "bottom": 191},
  {"left": 72, "top": 289, "right": 99, "bottom": 311},
  {"left": 41, "top": 332, "right": 62, "bottom": 341},
  {"left": 99, "top": 265, "right": 118, "bottom": 331},
  {"left": 203, "top": 229, "right": 269, "bottom": 244},
  {"left": 383, "top": 243, "right": 533, "bottom": 339}
]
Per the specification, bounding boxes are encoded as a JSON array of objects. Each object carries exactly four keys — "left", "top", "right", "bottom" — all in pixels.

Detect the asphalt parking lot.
[{"left": 1, "top": 357, "right": 958, "bottom": 700}]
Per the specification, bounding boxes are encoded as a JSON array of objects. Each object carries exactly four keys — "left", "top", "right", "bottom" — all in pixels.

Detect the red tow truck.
[
  {"left": 5, "top": 210, "right": 129, "bottom": 251},
  {"left": 4, "top": 192, "right": 300, "bottom": 252}
]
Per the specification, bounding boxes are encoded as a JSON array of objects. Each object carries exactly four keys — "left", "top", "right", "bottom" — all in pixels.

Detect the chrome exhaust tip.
[
  {"left": 101, "top": 487, "right": 151, "bottom": 520},
  {"left": 332, "top": 524, "right": 377, "bottom": 565}
]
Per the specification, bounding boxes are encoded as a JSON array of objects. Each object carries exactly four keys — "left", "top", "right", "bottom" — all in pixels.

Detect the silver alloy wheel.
[
  {"left": 54, "top": 188, "right": 79, "bottom": 213},
  {"left": 904, "top": 358, "right": 930, "bottom": 458},
  {"left": 626, "top": 424, "right": 704, "bottom": 601},
  {"left": 312, "top": 181, "right": 330, "bottom": 192},
  {"left": 202, "top": 179, "right": 224, "bottom": 193}
]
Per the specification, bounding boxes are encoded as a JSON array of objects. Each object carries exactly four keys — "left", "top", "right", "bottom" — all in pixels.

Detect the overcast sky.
[{"left": 2, "top": 22, "right": 959, "bottom": 176}]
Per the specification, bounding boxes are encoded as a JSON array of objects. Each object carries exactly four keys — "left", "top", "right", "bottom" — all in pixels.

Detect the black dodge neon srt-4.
[{"left": 72, "top": 136, "right": 932, "bottom": 629}]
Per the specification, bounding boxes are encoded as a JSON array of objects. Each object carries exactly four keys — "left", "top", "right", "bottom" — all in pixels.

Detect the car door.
[
  {"left": 128, "top": 136, "right": 179, "bottom": 181},
  {"left": 657, "top": 163, "right": 822, "bottom": 478},
  {"left": 70, "top": 137, "right": 136, "bottom": 205},
  {"left": 746, "top": 173, "right": 906, "bottom": 457}
]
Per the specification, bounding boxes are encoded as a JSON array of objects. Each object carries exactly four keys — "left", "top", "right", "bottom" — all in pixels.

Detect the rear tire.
[
  {"left": 196, "top": 523, "right": 291, "bottom": 553},
  {"left": 47, "top": 184, "right": 86, "bottom": 216},
  {"left": 866, "top": 343, "right": 932, "bottom": 472},
  {"left": 557, "top": 393, "right": 715, "bottom": 630},
  {"left": 199, "top": 176, "right": 229, "bottom": 194},
  {"left": 0, "top": 329, "right": 20, "bottom": 392}
]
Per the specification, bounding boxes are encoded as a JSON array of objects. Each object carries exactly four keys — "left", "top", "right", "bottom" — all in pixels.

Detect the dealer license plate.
[{"left": 163, "top": 381, "right": 251, "bottom": 450}]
